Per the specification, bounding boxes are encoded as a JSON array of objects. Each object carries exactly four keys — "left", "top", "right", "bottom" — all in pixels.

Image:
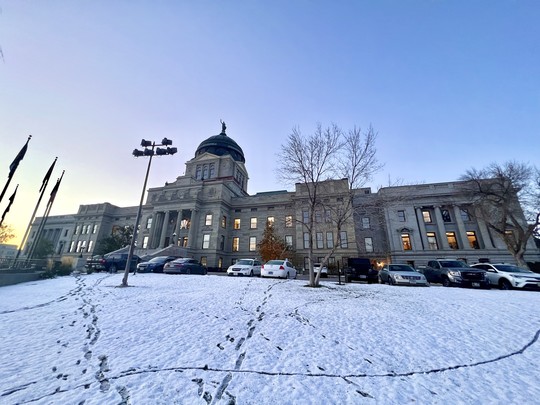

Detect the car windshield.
[
  {"left": 440, "top": 260, "right": 469, "bottom": 268},
  {"left": 236, "top": 259, "right": 254, "bottom": 265},
  {"left": 389, "top": 265, "right": 415, "bottom": 272},
  {"left": 494, "top": 265, "right": 532, "bottom": 273},
  {"left": 172, "top": 258, "right": 191, "bottom": 264},
  {"left": 266, "top": 260, "right": 284, "bottom": 265}
]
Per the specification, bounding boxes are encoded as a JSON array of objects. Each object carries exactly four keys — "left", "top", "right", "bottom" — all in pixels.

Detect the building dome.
[{"left": 195, "top": 121, "right": 245, "bottom": 163}]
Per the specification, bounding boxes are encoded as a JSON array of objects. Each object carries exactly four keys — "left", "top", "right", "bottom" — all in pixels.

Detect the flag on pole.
[
  {"left": 49, "top": 170, "right": 65, "bottom": 203},
  {"left": 0, "top": 184, "right": 18, "bottom": 227},
  {"left": 9, "top": 135, "right": 32, "bottom": 178},
  {"left": 39, "top": 157, "right": 57, "bottom": 192}
]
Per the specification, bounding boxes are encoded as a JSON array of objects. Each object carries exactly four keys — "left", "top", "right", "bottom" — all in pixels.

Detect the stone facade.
[{"left": 21, "top": 127, "right": 540, "bottom": 271}]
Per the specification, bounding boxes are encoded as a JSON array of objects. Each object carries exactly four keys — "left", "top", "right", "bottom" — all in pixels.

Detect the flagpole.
[
  {"left": 0, "top": 184, "right": 18, "bottom": 228},
  {"left": 14, "top": 158, "right": 57, "bottom": 262},
  {"left": 0, "top": 135, "right": 31, "bottom": 203},
  {"left": 26, "top": 171, "right": 64, "bottom": 264}
]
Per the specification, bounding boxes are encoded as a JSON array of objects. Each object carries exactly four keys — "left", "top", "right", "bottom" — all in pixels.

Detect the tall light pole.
[{"left": 121, "top": 138, "right": 177, "bottom": 287}]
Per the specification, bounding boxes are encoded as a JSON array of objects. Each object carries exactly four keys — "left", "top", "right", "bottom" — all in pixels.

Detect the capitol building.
[{"left": 25, "top": 124, "right": 540, "bottom": 272}]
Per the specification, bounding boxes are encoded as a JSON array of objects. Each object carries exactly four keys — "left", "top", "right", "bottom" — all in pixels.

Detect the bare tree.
[
  {"left": 460, "top": 161, "right": 540, "bottom": 267},
  {"left": 0, "top": 224, "right": 15, "bottom": 244},
  {"left": 277, "top": 123, "right": 381, "bottom": 287}
]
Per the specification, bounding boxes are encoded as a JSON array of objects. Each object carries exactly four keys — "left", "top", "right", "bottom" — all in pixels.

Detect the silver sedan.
[{"left": 379, "top": 264, "right": 429, "bottom": 286}]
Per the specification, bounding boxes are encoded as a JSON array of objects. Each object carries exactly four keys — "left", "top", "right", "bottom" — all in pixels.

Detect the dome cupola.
[{"left": 194, "top": 121, "right": 245, "bottom": 163}]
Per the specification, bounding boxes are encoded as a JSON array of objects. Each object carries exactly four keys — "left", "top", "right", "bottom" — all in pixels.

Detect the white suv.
[
  {"left": 226, "top": 259, "right": 262, "bottom": 277},
  {"left": 471, "top": 263, "right": 540, "bottom": 290}
]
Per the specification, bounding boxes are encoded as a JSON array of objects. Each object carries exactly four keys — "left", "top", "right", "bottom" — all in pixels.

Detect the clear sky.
[{"left": 1, "top": 1, "right": 539, "bottom": 247}]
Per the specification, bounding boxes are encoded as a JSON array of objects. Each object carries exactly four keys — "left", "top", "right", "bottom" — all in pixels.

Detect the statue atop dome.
[{"left": 220, "top": 119, "right": 227, "bottom": 135}]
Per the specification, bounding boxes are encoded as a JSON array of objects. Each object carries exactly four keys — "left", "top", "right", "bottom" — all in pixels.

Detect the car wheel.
[
  {"left": 286, "top": 272, "right": 290, "bottom": 279},
  {"left": 500, "top": 279, "right": 512, "bottom": 290},
  {"left": 378, "top": 276, "right": 385, "bottom": 284},
  {"left": 388, "top": 277, "right": 395, "bottom": 285},
  {"left": 250, "top": 270, "right": 254, "bottom": 277},
  {"left": 442, "top": 277, "right": 451, "bottom": 287}
]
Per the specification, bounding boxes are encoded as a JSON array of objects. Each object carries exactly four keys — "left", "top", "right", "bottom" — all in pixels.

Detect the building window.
[
  {"left": 401, "top": 233, "right": 412, "bottom": 250},
  {"left": 205, "top": 214, "right": 212, "bottom": 226},
  {"left": 202, "top": 164, "right": 209, "bottom": 179},
  {"left": 181, "top": 237, "right": 188, "bottom": 247},
  {"left": 422, "top": 210, "right": 432, "bottom": 223},
  {"left": 398, "top": 210, "right": 406, "bottom": 222},
  {"left": 467, "top": 231, "right": 479, "bottom": 249},
  {"left": 250, "top": 217, "right": 257, "bottom": 229},
  {"left": 285, "top": 235, "right": 293, "bottom": 247},
  {"left": 220, "top": 235, "right": 225, "bottom": 250},
  {"left": 362, "top": 217, "right": 370, "bottom": 229},
  {"left": 302, "top": 210, "right": 309, "bottom": 223},
  {"left": 200, "top": 256, "right": 207, "bottom": 266},
  {"left": 221, "top": 215, "right": 227, "bottom": 228},
  {"left": 315, "top": 210, "right": 322, "bottom": 223},
  {"left": 285, "top": 215, "right": 293, "bottom": 227},
  {"left": 365, "top": 237, "right": 373, "bottom": 253},
  {"left": 340, "top": 231, "right": 348, "bottom": 248},
  {"left": 232, "top": 237, "right": 239, "bottom": 251},
  {"left": 88, "top": 240, "right": 94, "bottom": 252},
  {"left": 218, "top": 257, "right": 223, "bottom": 269},
  {"left": 249, "top": 236, "right": 257, "bottom": 251},
  {"left": 267, "top": 216, "right": 275, "bottom": 227},
  {"left": 441, "top": 209, "right": 452, "bottom": 223},
  {"left": 146, "top": 217, "right": 153, "bottom": 229},
  {"left": 316, "top": 232, "right": 324, "bottom": 249},
  {"left": 426, "top": 232, "right": 438, "bottom": 250},
  {"left": 74, "top": 225, "right": 80, "bottom": 235},
  {"left": 303, "top": 232, "right": 310, "bottom": 249},
  {"left": 209, "top": 163, "right": 215, "bottom": 178},
  {"left": 325, "top": 209, "right": 332, "bottom": 223},
  {"left": 92, "top": 224, "right": 98, "bottom": 234},
  {"left": 326, "top": 232, "right": 334, "bottom": 249},
  {"left": 446, "top": 232, "right": 459, "bottom": 249},
  {"left": 234, "top": 218, "right": 241, "bottom": 229},
  {"left": 202, "top": 234, "right": 210, "bottom": 249},
  {"left": 196, "top": 166, "right": 202, "bottom": 179},
  {"left": 461, "top": 209, "right": 471, "bottom": 222},
  {"left": 142, "top": 236, "right": 149, "bottom": 249}
]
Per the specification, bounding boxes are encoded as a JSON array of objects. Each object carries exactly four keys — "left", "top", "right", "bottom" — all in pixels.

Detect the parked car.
[
  {"left": 85, "top": 255, "right": 105, "bottom": 272},
  {"left": 420, "top": 259, "right": 490, "bottom": 289},
  {"left": 313, "top": 263, "right": 328, "bottom": 278},
  {"left": 163, "top": 258, "right": 207, "bottom": 275},
  {"left": 471, "top": 263, "right": 540, "bottom": 290},
  {"left": 345, "top": 257, "right": 378, "bottom": 283},
  {"left": 378, "top": 264, "right": 429, "bottom": 286},
  {"left": 261, "top": 259, "right": 297, "bottom": 279},
  {"left": 137, "top": 256, "right": 179, "bottom": 273},
  {"left": 226, "top": 259, "right": 262, "bottom": 276},
  {"left": 102, "top": 253, "right": 141, "bottom": 273}
]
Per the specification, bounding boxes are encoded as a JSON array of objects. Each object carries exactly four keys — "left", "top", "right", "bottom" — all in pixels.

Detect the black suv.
[
  {"left": 421, "top": 259, "right": 490, "bottom": 289},
  {"left": 103, "top": 253, "right": 140, "bottom": 273},
  {"left": 345, "top": 258, "right": 378, "bottom": 284}
]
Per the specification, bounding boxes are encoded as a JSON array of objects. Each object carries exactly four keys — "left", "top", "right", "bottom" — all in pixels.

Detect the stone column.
[
  {"left": 477, "top": 217, "right": 495, "bottom": 249},
  {"left": 415, "top": 207, "right": 428, "bottom": 250},
  {"left": 187, "top": 209, "right": 198, "bottom": 249},
  {"left": 434, "top": 206, "right": 450, "bottom": 249},
  {"left": 150, "top": 212, "right": 162, "bottom": 249},
  {"left": 174, "top": 210, "right": 182, "bottom": 246},
  {"left": 159, "top": 210, "right": 170, "bottom": 247},
  {"left": 453, "top": 205, "right": 470, "bottom": 249}
]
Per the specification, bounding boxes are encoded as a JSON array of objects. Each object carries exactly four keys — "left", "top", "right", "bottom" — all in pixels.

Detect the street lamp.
[{"left": 121, "top": 138, "right": 177, "bottom": 287}]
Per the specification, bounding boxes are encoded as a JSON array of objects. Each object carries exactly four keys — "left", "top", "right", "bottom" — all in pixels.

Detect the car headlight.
[
  {"left": 393, "top": 274, "right": 404, "bottom": 280},
  {"left": 448, "top": 270, "right": 461, "bottom": 277}
]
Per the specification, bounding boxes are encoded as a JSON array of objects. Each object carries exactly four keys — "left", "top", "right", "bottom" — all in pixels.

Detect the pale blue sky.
[{"left": 1, "top": 1, "right": 539, "bottom": 246}]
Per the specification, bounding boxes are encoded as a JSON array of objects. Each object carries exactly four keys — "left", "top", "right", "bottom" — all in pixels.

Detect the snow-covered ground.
[{"left": 0, "top": 273, "right": 539, "bottom": 404}]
